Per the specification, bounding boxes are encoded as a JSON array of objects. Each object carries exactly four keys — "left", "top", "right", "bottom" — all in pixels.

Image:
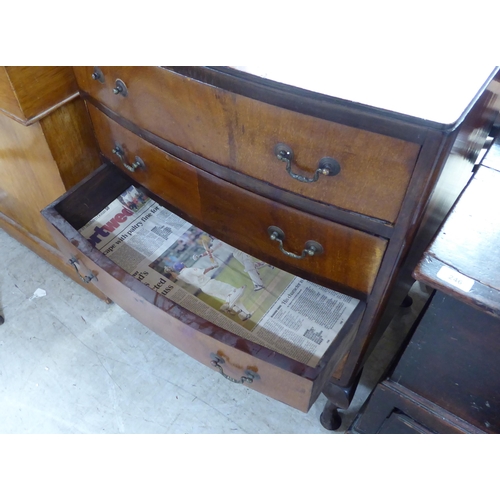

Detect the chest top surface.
[{"left": 231, "top": 64, "right": 498, "bottom": 126}]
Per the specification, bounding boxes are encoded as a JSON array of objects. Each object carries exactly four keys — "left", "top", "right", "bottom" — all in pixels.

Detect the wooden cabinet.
[
  {"left": 0, "top": 67, "right": 105, "bottom": 298},
  {"left": 351, "top": 289, "right": 500, "bottom": 434},
  {"left": 42, "top": 66, "right": 500, "bottom": 428},
  {"left": 350, "top": 135, "right": 500, "bottom": 434}
]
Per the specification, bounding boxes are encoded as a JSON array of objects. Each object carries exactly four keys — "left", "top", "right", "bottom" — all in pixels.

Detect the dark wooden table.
[{"left": 350, "top": 132, "right": 500, "bottom": 434}]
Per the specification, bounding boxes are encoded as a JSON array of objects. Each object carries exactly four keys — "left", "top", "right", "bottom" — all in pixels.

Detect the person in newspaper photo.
[
  {"left": 163, "top": 262, "right": 254, "bottom": 321},
  {"left": 192, "top": 237, "right": 272, "bottom": 292},
  {"left": 118, "top": 186, "right": 148, "bottom": 212}
]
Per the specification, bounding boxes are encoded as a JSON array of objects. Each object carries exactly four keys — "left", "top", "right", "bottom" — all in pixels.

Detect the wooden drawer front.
[
  {"left": 41, "top": 169, "right": 364, "bottom": 412},
  {"left": 46, "top": 222, "right": 315, "bottom": 411},
  {"left": 88, "top": 106, "right": 387, "bottom": 296},
  {"left": 197, "top": 173, "right": 387, "bottom": 297},
  {"left": 74, "top": 66, "right": 420, "bottom": 223},
  {"left": 352, "top": 381, "right": 485, "bottom": 434},
  {"left": 88, "top": 104, "right": 203, "bottom": 223},
  {"left": 378, "top": 412, "right": 433, "bottom": 434}
]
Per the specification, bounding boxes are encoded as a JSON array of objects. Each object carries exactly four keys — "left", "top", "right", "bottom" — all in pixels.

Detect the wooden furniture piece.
[
  {"left": 0, "top": 67, "right": 105, "bottom": 299},
  {"left": 350, "top": 133, "right": 500, "bottom": 433},
  {"left": 42, "top": 66, "right": 500, "bottom": 429}
]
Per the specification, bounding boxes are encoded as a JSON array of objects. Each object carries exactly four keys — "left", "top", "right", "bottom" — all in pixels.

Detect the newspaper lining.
[{"left": 79, "top": 186, "right": 360, "bottom": 367}]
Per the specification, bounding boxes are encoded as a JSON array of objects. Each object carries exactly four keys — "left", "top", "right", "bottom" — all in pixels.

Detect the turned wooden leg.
[{"left": 320, "top": 400, "right": 342, "bottom": 430}]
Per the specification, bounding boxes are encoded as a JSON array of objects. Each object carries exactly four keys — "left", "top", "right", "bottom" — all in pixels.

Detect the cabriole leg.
[{"left": 320, "top": 400, "right": 342, "bottom": 430}]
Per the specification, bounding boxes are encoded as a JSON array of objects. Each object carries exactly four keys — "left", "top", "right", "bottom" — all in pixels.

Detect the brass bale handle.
[
  {"left": 268, "top": 226, "right": 324, "bottom": 260},
  {"left": 112, "top": 144, "right": 146, "bottom": 173},
  {"left": 68, "top": 257, "right": 96, "bottom": 284},
  {"left": 274, "top": 143, "right": 341, "bottom": 183},
  {"left": 210, "top": 355, "right": 258, "bottom": 385}
]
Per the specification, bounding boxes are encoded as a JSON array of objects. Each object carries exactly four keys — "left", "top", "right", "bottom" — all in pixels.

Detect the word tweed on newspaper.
[{"left": 79, "top": 186, "right": 360, "bottom": 367}]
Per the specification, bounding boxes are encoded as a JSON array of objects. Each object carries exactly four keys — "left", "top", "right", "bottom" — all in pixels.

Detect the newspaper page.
[{"left": 79, "top": 186, "right": 360, "bottom": 367}]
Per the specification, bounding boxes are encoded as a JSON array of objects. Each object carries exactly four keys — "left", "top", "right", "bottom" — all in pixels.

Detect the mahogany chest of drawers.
[{"left": 42, "top": 66, "right": 500, "bottom": 429}]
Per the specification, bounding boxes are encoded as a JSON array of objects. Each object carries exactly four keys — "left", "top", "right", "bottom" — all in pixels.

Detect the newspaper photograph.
[{"left": 78, "top": 185, "right": 360, "bottom": 367}]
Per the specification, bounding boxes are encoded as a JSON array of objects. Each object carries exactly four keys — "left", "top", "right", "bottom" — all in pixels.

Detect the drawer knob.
[
  {"left": 112, "top": 78, "right": 128, "bottom": 96},
  {"left": 91, "top": 67, "right": 105, "bottom": 83},
  {"left": 68, "top": 257, "right": 96, "bottom": 284},
  {"left": 112, "top": 144, "right": 146, "bottom": 173},
  {"left": 268, "top": 226, "right": 324, "bottom": 260},
  {"left": 274, "top": 143, "right": 341, "bottom": 183},
  {"left": 210, "top": 354, "right": 258, "bottom": 385}
]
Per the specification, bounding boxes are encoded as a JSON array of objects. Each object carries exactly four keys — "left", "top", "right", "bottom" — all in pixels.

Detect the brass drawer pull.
[
  {"left": 112, "top": 78, "right": 128, "bottom": 96},
  {"left": 268, "top": 226, "right": 324, "bottom": 260},
  {"left": 91, "top": 67, "right": 105, "bottom": 83},
  {"left": 210, "top": 355, "right": 258, "bottom": 385},
  {"left": 112, "top": 144, "right": 146, "bottom": 173},
  {"left": 68, "top": 257, "right": 96, "bottom": 284},
  {"left": 275, "top": 143, "right": 341, "bottom": 183}
]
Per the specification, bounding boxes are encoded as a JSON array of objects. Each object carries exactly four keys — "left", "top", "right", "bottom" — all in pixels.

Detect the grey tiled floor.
[{"left": 0, "top": 228, "right": 428, "bottom": 433}]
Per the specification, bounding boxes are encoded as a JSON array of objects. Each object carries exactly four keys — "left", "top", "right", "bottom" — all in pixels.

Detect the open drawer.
[{"left": 41, "top": 163, "right": 365, "bottom": 412}]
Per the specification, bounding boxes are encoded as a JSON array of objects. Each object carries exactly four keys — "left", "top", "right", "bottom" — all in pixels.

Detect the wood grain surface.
[
  {"left": 390, "top": 291, "right": 500, "bottom": 433},
  {"left": 87, "top": 104, "right": 203, "bottom": 222},
  {"left": 0, "top": 67, "right": 24, "bottom": 119},
  {"left": 74, "top": 66, "right": 421, "bottom": 223},
  {"left": 414, "top": 165, "right": 500, "bottom": 317},
  {"left": 40, "top": 98, "right": 102, "bottom": 190},
  {"left": 87, "top": 107, "right": 388, "bottom": 296},
  {"left": 352, "top": 380, "right": 485, "bottom": 434},
  {"left": 0, "top": 66, "right": 78, "bottom": 123},
  {"left": 196, "top": 172, "right": 387, "bottom": 296},
  {"left": 0, "top": 111, "right": 68, "bottom": 245},
  {"left": 86, "top": 97, "right": 396, "bottom": 239},
  {"left": 0, "top": 98, "right": 101, "bottom": 248},
  {"left": 0, "top": 67, "right": 102, "bottom": 298}
]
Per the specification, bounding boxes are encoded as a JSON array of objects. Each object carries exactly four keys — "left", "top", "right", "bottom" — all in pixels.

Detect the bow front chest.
[{"left": 42, "top": 66, "right": 500, "bottom": 429}]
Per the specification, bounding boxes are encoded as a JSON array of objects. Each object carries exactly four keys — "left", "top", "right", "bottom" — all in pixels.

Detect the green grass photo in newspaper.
[
  {"left": 149, "top": 227, "right": 294, "bottom": 330},
  {"left": 201, "top": 258, "right": 293, "bottom": 329}
]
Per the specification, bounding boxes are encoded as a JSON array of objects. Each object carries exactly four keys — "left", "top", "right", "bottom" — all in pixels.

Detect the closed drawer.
[
  {"left": 87, "top": 104, "right": 388, "bottom": 296},
  {"left": 352, "top": 381, "right": 485, "bottom": 434},
  {"left": 74, "top": 66, "right": 421, "bottom": 223},
  {"left": 377, "top": 412, "right": 433, "bottom": 434},
  {"left": 42, "top": 164, "right": 365, "bottom": 412}
]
